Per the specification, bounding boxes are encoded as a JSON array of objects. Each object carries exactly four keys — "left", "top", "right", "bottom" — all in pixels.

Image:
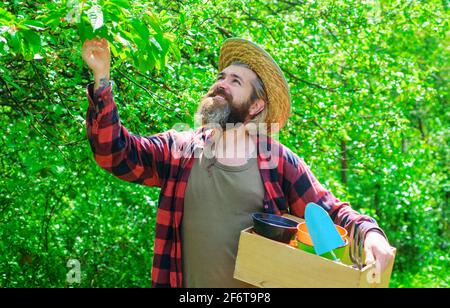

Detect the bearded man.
[{"left": 82, "top": 38, "right": 394, "bottom": 288}]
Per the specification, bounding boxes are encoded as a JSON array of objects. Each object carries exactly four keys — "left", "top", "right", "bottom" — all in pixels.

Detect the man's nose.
[{"left": 216, "top": 79, "right": 231, "bottom": 92}]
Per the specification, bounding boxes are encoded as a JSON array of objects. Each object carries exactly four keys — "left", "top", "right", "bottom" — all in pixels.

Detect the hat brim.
[{"left": 218, "top": 38, "right": 291, "bottom": 134}]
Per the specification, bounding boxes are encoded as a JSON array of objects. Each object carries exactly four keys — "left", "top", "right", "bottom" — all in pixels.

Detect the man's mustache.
[{"left": 207, "top": 87, "right": 233, "bottom": 104}]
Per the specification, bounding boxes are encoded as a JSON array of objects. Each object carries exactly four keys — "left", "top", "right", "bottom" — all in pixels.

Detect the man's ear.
[{"left": 249, "top": 99, "right": 265, "bottom": 117}]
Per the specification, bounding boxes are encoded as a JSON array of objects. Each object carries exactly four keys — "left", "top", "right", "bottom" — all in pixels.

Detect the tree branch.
[{"left": 116, "top": 68, "right": 184, "bottom": 121}]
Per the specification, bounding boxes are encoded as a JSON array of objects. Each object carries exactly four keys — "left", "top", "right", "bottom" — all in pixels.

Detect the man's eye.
[{"left": 233, "top": 79, "right": 241, "bottom": 85}]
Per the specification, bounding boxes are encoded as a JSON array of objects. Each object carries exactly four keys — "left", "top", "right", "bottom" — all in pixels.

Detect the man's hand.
[
  {"left": 364, "top": 231, "right": 395, "bottom": 276},
  {"left": 82, "top": 38, "right": 111, "bottom": 91}
]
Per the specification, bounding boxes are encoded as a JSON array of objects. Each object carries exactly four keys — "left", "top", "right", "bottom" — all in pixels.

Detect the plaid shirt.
[{"left": 86, "top": 83, "right": 384, "bottom": 288}]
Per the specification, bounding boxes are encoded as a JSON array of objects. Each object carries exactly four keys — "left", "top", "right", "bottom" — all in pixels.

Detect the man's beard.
[{"left": 196, "top": 87, "right": 251, "bottom": 130}]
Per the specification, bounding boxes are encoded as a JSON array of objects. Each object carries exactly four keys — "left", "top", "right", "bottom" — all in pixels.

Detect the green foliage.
[
  {"left": 0, "top": 1, "right": 179, "bottom": 70},
  {"left": 0, "top": 0, "right": 448, "bottom": 287}
]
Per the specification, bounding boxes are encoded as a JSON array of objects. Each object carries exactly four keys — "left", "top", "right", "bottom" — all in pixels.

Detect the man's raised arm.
[{"left": 81, "top": 38, "right": 173, "bottom": 187}]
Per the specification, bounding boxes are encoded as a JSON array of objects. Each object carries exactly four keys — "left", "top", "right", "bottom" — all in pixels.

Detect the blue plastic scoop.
[{"left": 305, "top": 203, "right": 345, "bottom": 260}]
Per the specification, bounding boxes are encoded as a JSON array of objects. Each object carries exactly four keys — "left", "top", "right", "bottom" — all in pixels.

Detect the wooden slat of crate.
[
  {"left": 283, "top": 213, "right": 396, "bottom": 287},
  {"left": 234, "top": 227, "right": 395, "bottom": 288}
]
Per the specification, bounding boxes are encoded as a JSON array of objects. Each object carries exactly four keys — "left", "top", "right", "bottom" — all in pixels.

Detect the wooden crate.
[{"left": 233, "top": 216, "right": 396, "bottom": 288}]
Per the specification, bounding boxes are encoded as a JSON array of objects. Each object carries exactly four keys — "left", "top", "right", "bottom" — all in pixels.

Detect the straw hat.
[{"left": 218, "top": 38, "right": 291, "bottom": 134}]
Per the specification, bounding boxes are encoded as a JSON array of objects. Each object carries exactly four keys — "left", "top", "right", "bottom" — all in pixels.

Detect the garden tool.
[{"left": 305, "top": 203, "right": 345, "bottom": 261}]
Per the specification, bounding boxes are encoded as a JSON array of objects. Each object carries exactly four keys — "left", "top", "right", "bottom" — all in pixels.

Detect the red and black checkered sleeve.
[
  {"left": 281, "top": 147, "right": 387, "bottom": 242},
  {"left": 85, "top": 83, "right": 173, "bottom": 187}
]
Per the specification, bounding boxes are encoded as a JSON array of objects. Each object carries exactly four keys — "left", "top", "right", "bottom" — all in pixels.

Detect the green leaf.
[
  {"left": 131, "top": 19, "right": 150, "bottom": 41},
  {"left": 149, "top": 37, "right": 162, "bottom": 53},
  {"left": 8, "top": 31, "right": 22, "bottom": 54},
  {"left": 22, "top": 30, "right": 41, "bottom": 48},
  {"left": 146, "top": 13, "right": 162, "bottom": 34},
  {"left": 109, "top": 0, "right": 131, "bottom": 9},
  {"left": 22, "top": 21, "right": 46, "bottom": 32},
  {"left": 85, "top": 4, "right": 104, "bottom": 31},
  {"left": 77, "top": 19, "right": 95, "bottom": 41}
]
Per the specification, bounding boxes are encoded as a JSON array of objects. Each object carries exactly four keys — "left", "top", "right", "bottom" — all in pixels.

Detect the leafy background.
[{"left": 0, "top": 0, "right": 448, "bottom": 287}]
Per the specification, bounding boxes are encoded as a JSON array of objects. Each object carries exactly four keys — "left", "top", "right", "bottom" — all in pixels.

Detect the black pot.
[{"left": 251, "top": 213, "right": 299, "bottom": 243}]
